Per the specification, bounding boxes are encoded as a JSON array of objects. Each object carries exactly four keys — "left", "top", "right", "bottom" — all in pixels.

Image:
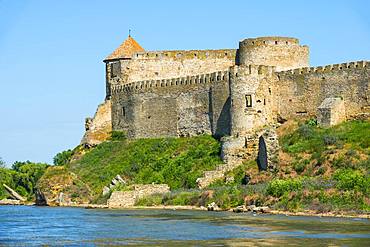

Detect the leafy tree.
[
  {"left": 53, "top": 149, "right": 74, "bottom": 166},
  {"left": 12, "top": 160, "right": 32, "bottom": 171},
  {"left": 0, "top": 157, "right": 5, "bottom": 168},
  {"left": 8, "top": 161, "right": 49, "bottom": 197}
]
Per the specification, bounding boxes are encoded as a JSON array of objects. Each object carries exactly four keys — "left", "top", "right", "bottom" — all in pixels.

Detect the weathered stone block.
[{"left": 317, "top": 97, "right": 346, "bottom": 127}]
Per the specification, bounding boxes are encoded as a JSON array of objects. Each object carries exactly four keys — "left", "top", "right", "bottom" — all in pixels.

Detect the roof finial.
[{"left": 128, "top": 29, "right": 131, "bottom": 37}]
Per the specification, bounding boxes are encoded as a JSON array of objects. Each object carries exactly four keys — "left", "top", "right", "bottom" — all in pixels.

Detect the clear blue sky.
[{"left": 0, "top": 0, "right": 369, "bottom": 165}]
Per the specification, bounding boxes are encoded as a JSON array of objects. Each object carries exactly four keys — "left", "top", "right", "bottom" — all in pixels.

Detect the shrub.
[
  {"left": 212, "top": 186, "right": 248, "bottom": 209},
  {"left": 136, "top": 194, "right": 164, "bottom": 206},
  {"left": 297, "top": 125, "right": 314, "bottom": 140},
  {"left": 333, "top": 169, "right": 369, "bottom": 193},
  {"left": 318, "top": 190, "right": 369, "bottom": 211},
  {"left": 110, "top": 131, "right": 126, "bottom": 141},
  {"left": 301, "top": 177, "right": 333, "bottom": 190},
  {"left": 323, "top": 135, "right": 337, "bottom": 145},
  {"left": 306, "top": 118, "right": 318, "bottom": 127},
  {"left": 293, "top": 160, "right": 309, "bottom": 174},
  {"left": 53, "top": 149, "right": 74, "bottom": 166},
  {"left": 315, "top": 166, "right": 327, "bottom": 175},
  {"left": 163, "top": 190, "right": 199, "bottom": 206},
  {"left": 266, "top": 178, "right": 302, "bottom": 197},
  {"left": 345, "top": 149, "right": 357, "bottom": 158},
  {"left": 332, "top": 156, "right": 355, "bottom": 169}
]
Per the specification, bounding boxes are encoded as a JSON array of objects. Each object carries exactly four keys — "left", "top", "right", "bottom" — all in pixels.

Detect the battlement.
[
  {"left": 240, "top": 37, "right": 300, "bottom": 47},
  {"left": 132, "top": 49, "right": 236, "bottom": 60},
  {"left": 111, "top": 70, "right": 229, "bottom": 93},
  {"left": 231, "top": 64, "right": 276, "bottom": 77},
  {"left": 277, "top": 60, "right": 369, "bottom": 77}
]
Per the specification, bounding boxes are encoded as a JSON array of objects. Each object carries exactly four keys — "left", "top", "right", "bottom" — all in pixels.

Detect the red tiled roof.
[{"left": 104, "top": 36, "right": 144, "bottom": 61}]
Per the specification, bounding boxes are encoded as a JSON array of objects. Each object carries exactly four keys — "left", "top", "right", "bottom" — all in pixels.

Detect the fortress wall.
[
  {"left": 114, "top": 49, "right": 236, "bottom": 84},
  {"left": 276, "top": 61, "right": 370, "bottom": 120},
  {"left": 238, "top": 37, "right": 309, "bottom": 71},
  {"left": 111, "top": 71, "right": 230, "bottom": 138}
]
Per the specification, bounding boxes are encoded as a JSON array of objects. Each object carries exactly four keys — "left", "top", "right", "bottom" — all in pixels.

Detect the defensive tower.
[{"left": 237, "top": 37, "right": 309, "bottom": 71}]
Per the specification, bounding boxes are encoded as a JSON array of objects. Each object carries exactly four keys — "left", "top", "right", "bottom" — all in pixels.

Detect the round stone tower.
[{"left": 237, "top": 37, "right": 309, "bottom": 71}]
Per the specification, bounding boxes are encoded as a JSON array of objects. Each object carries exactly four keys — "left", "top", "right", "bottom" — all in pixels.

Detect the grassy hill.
[
  {"left": 37, "top": 134, "right": 223, "bottom": 203},
  {"left": 36, "top": 120, "right": 369, "bottom": 214},
  {"left": 136, "top": 120, "right": 370, "bottom": 214}
]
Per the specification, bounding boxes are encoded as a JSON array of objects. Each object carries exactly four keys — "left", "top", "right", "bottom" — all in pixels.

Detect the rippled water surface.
[{"left": 0, "top": 206, "right": 369, "bottom": 246}]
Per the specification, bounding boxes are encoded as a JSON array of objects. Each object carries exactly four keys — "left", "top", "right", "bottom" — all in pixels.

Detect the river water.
[{"left": 0, "top": 206, "right": 369, "bottom": 246}]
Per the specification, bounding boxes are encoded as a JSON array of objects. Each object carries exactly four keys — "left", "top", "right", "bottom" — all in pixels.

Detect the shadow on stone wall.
[{"left": 214, "top": 97, "right": 231, "bottom": 139}]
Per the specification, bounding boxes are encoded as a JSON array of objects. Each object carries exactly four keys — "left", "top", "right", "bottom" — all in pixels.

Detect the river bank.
[{"left": 2, "top": 200, "right": 369, "bottom": 219}]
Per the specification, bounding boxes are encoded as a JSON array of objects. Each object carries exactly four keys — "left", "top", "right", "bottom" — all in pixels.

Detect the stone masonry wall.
[
  {"left": 106, "top": 49, "right": 236, "bottom": 85},
  {"left": 111, "top": 71, "right": 231, "bottom": 138},
  {"left": 276, "top": 61, "right": 370, "bottom": 121},
  {"left": 81, "top": 100, "right": 112, "bottom": 146},
  {"left": 107, "top": 184, "right": 170, "bottom": 208}
]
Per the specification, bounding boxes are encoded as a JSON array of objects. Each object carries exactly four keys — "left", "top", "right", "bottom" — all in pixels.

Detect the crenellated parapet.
[
  {"left": 111, "top": 70, "right": 229, "bottom": 94},
  {"left": 132, "top": 49, "right": 236, "bottom": 60},
  {"left": 277, "top": 60, "right": 369, "bottom": 77},
  {"left": 240, "top": 37, "right": 300, "bottom": 47}
]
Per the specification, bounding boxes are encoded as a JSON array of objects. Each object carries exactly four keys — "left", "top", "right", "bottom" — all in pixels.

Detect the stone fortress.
[{"left": 82, "top": 35, "right": 369, "bottom": 182}]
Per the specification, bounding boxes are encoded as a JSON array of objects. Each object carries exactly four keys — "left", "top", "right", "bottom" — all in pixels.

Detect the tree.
[
  {"left": 53, "top": 149, "right": 74, "bottom": 166},
  {"left": 0, "top": 157, "right": 5, "bottom": 168},
  {"left": 10, "top": 161, "right": 49, "bottom": 196}
]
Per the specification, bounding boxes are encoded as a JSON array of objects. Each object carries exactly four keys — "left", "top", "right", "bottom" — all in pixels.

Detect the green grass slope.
[
  {"left": 61, "top": 135, "right": 223, "bottom": 200},
  {"left": 136, "top": 120, "right": 370, "bottom": 214},
  {"left": 37, "top": 120, "right": 369, "bottom": 215}
]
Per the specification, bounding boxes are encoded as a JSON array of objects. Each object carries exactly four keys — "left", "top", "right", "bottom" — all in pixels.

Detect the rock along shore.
[{"left": 1, "top": 200, "right": 368, "bottom": 219}]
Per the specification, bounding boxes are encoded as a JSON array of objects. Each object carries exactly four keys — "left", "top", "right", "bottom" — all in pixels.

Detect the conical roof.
[{"left": 104, "top": 35, "right": 144, "bottom": 61}]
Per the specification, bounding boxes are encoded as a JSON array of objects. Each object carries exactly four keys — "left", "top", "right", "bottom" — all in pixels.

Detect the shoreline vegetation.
[{"left": 1, "top": 120, "right": 369, "bottom": 219}]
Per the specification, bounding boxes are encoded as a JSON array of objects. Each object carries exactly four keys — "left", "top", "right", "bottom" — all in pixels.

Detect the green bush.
[
  {"left": 135, "top": 194, "right": 164, "bottom": 206},
  {"left": 297, "top": 124, "right": 314, "bottom": 140},
  {"left": 53, "top": 149, "right": 74, "bottom": 166},
  {"left": 306, "top": 118, "right": 318, "bottom": 126},
  {"left": 162, "top": 190, "right": 199, "bottom": 206},
  {"left": 318, "top": 190, "right": 369, "bottom": 211},
  {"left": 266, "top": 178, "right": 302, "bottom": 197},
  {"left": 211, "top": 186, "right": 249, "bottom": 209},
  {"left": 293, "top": 160, "right": 309, "bottom": 174},
  {"left": 322, "top": 135, "right": 337, "bottom": 145},
  {"left": 333, "top": 169, "right": 369, "bottom": 193},
  {"left": 315, "top": 166, "right": 327, "bottom": 175},
  {"left": 110, "top": 131, "right": 126, "bottom": 141}
]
